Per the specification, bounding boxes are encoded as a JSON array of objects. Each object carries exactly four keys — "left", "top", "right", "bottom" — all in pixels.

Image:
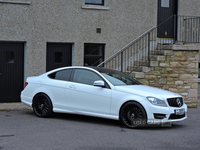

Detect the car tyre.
[
  {"left": 32, "top": 94, "right": 53, "bottom": 117},
  {"left": 120, "top": 102, "right": 147, "bottom": 129}
]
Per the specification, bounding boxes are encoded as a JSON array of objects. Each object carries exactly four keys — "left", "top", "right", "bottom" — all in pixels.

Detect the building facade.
[{"left": 0, "top": 0, "right": 200, "bottom": 103}]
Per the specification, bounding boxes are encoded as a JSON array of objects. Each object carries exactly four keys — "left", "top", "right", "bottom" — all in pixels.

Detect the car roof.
[{"left": 46, "top": 66, "right": 119, "bottom": 74}]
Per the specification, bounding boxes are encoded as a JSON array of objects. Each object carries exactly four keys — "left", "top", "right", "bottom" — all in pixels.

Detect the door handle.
[
  {"left": 0, "top": 73, "right": 1, "bottom": 75},
  {"left": 69, "top": 84, "right": 76, "bottom": 89}
]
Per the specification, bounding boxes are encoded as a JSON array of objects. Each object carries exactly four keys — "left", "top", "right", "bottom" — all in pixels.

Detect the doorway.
[
  {"left": 157, "top": 0, "right": 178, "bottom": 39},
  {"left": 46, "top": 43, "right": 72, "bottom": 72},
  {"left": 0, "top": 42, "right": 24, "bottom": 103}
]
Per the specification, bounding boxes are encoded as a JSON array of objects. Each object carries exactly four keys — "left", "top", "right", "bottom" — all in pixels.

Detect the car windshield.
[{"left": 97, "top": 69, "right": 142, "bottom": 86}]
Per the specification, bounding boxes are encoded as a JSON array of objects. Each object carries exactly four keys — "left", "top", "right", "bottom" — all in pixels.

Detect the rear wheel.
[
  {"left": 32, "top": 94, "right": 53, "bottom": 117},
  {"left": 120, "top": 102, "right": 147, "bottom": 129}
]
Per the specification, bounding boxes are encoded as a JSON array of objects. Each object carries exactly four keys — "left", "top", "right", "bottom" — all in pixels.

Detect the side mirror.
[{"left": 93, "top": 80, "right": 105, "bottom": 87}]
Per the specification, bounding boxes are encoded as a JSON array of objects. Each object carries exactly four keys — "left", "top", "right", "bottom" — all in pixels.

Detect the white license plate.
[{"left": 175, "top": 108, "right": 185, "bottom": 115}]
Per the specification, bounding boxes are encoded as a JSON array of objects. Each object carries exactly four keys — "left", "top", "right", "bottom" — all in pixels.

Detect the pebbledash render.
[
  {"left": 1, "top": 0, "right": 200, "bottom": 106},
  {"left": 1, "top": 0, "right": 157, "bottom": 77}
]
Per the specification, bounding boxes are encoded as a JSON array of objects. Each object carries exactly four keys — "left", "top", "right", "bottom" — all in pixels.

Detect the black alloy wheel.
[
  {"left": 120, "top": 102, "right": 147, "bottom": 129},
  {"left": 32, "top": 94, "right": 53, "bottom": 117}
]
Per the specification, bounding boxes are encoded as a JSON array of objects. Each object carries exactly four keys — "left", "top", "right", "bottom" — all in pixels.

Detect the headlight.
[{"left": 147, "top": 97, "right": 167, "bottom": 107}]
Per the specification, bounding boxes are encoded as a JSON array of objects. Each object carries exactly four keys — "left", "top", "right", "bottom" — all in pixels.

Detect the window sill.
[
  {"left": 82, "top": 5, "right": 109, "bottom": 10},
  {"left": 0, "top": 0, "right": 31, "bottom": 5}
]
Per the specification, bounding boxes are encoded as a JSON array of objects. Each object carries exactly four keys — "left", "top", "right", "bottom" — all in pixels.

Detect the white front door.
[{"left": 66, "top": 69, "right": 112, "bottom": 115}]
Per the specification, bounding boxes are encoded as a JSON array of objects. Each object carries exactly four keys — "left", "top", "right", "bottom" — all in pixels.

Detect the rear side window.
[
  {"left": 48, "top": 69, "right": 72, "bottom": 81},
  {"left": 72, "top": 69, "right": 102, "bottom": 85}
]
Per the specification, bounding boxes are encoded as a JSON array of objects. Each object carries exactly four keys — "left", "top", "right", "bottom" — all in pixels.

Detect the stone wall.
[{"left": 131, "top": 44, "right": 200, "bottom": 108}]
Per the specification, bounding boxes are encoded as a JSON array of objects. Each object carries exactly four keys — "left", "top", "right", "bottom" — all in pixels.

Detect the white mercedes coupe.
[{"left": 21, "top": 66, "right": 187, "bottom": 128}]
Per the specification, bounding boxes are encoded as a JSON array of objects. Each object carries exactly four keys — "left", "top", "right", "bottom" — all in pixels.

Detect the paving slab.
[{"left": 0, "top": 102, "right": 32, "bottom": 111}]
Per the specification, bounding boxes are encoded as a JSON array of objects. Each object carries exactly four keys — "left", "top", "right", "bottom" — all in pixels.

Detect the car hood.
[{"left": 115, "top": 85, "right": 181, "bottom": 99}]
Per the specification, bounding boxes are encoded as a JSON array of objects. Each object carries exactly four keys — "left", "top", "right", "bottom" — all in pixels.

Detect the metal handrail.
[{"left": 97, "top": 26, "right": 155, "bottom": 67}]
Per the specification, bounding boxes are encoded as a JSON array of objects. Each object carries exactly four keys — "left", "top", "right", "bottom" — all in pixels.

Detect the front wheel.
[
  {"left": 32, "top": 94, "right": 53, "bottom": 117},
  {"left": 120, "top": 102, "right": 147, "bottom": 129}
]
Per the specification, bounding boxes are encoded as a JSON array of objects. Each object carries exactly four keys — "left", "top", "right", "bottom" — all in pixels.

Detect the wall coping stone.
[{"left": 172, "top": 44, "right": 200, "bottom": 51}]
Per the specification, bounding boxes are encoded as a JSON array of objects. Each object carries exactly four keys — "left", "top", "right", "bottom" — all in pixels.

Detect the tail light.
[{"left": 24, "top": 82, "right": 28, "bottom": 89}]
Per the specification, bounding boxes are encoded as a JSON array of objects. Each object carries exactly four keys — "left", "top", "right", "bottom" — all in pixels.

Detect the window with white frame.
[{"left": 85, "top": 0, "right": 104, "bottom": 5}]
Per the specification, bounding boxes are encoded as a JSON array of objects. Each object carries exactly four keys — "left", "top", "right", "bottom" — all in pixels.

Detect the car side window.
[
  {"left": 48, "top": 69, "right": 72, "bottom": 81},
  {"left": 73, "top": 69, "right": 102, "bottom": 85}
]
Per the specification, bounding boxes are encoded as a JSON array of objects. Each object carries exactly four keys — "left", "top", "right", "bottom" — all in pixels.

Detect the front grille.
[
  {"left": 167, "top": 97, "right": 183, "bottom": 107},
  {"left": 169, "top": 113, "right": 185, "bottom": 120}
]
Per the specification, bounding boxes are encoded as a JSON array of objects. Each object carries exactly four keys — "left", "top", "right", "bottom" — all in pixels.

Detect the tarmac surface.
[{"left": 1, "top": 101, "right": 200, "bottom": 150}]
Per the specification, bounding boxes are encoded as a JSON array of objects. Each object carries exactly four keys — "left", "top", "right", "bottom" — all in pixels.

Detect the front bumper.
[{"left": 142, "top": 101, "right": 187, "bottom": 124}]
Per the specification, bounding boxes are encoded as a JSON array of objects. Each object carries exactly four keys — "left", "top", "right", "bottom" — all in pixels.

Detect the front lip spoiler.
[{"left": 147, "top": 115, "right": 187, "bottom": 125}]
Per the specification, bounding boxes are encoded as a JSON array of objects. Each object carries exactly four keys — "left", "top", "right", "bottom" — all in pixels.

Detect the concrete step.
[
  {"left": 157, "top": 43, "right": 173, "bottom": 50},
  {"left": 150, "top": 50, "right": 165, "bottom": 55},
  {"left": 130, "top": 71, "right": 145, "bottom": 78},
  {"left": 134, "top": 60, "right": 149, "bottom": 66},
  {"left": 127, "top": 66, "right": 151, "bottom": 72},
  {"left": 163, "top": 50, "right": 174, "bottom": 55},
  {"left": 150, "top": 55, "right": 166, "bottom": 61},
  {"left": 123, "top": 44, "right": 174, "bottom": 74},
  {"left": 127, "top": 66, "right": 143, "bottom": 72},
  {"left": 150, "top": 50, "right": 173, "bottom": 57}
]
